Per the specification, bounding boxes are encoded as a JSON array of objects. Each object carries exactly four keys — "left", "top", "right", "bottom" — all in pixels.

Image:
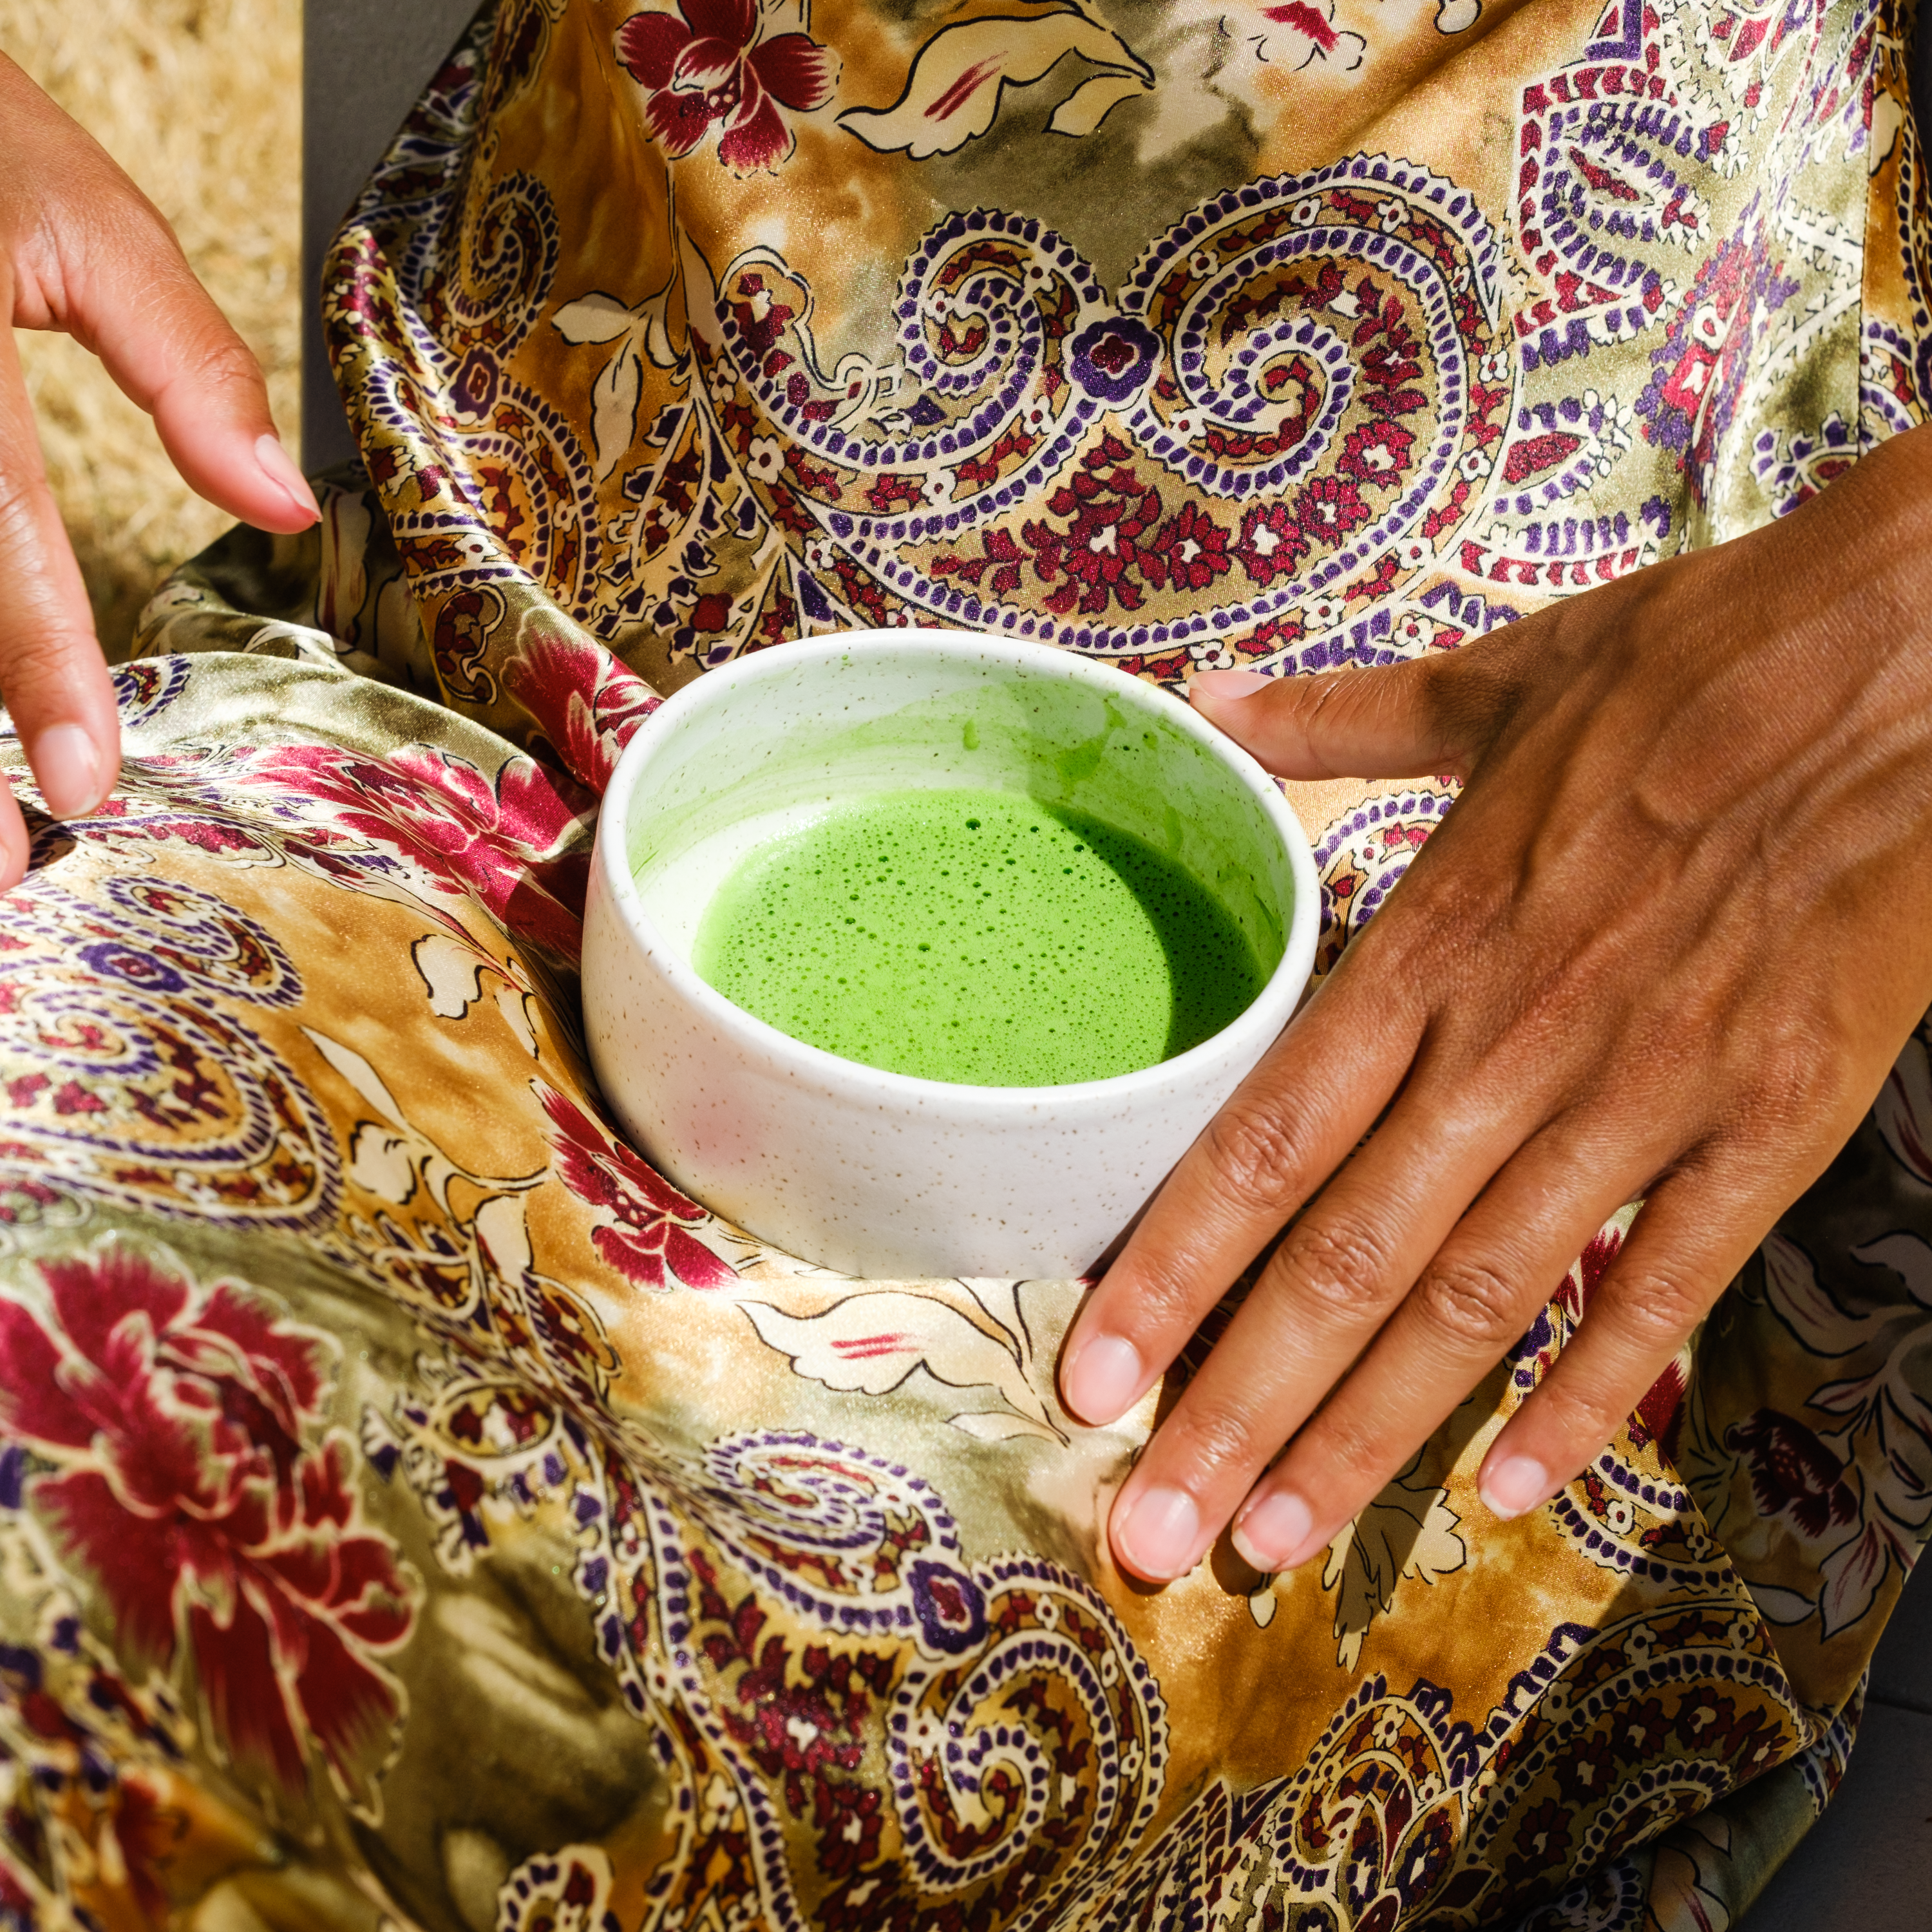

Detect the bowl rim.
[{"left": 591, "top": 629, "right": 1321, "bottom": 1109}]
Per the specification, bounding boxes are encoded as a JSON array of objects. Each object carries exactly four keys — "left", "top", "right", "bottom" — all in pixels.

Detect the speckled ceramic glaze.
[{"left": 582, "top": 631, "right": 1318, "bottom": 1276}]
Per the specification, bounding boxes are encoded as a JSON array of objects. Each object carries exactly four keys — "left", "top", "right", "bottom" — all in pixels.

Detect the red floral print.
[
  {"left": 1293, "top": 473, "right": 1372, "bottom": 541},
  {"left": 1724, "top": 1409, "right": 1861, "bottom": 1539},
  {"left": 1628, "top": 1358, "right": 1689, "bottom": 1461},
  {"left": 540, "top": 1086, "right": 738, "bottom": 1291},
  {"left": 1028, "top": 464, "right": 1163, "bottom": 615},
  {"left": 933, "top": 437, "right": 1253, "bottom": 616},
  {"left": 503, "top": 624, "right": 661, "bottom": 795},
  {"left": 1338, "top": 419, "right": 1416, "bottom": 488},
  {"left": 1549, "top": 1224, "right": 1689, "bottom": 1458},
  {"left": 932, "top": 526, "right": 1028, "bottom": 597},
  {"left": 0, "top": 1248, "right": 415, "bottom": 1799},
  {"left": 1259, "top": 0, "right": 1365, "bottom": 70},
  {"left": 240, "top": 741, "right": 592, "bottom": 961},
  {"left": 1555, "top": 1224, "right": 1624, "bottom": 1321},
  {"left": 1235, "top": 502, "right": 1312, "bottom": 585},
  {"left": 617, "top": 0, "right": 837, "bottom": 173},
  {"left": 1146, "top": 502, "right": 1234, "bottom": 593}
]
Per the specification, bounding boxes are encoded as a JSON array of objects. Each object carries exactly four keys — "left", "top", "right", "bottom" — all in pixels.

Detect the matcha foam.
[{"left": 692, "top": 786, "right": 1266, "bottom": 1087}]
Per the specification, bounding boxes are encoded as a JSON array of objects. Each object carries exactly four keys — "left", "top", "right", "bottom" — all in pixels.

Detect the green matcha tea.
[{"left": 690, "top": 788, "right": 1266, "bottom": 1086}]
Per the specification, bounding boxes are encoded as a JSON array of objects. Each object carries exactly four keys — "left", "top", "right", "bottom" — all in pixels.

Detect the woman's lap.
[{"left": 0, "top": 651, "right": 1921, "bottom": 1930}]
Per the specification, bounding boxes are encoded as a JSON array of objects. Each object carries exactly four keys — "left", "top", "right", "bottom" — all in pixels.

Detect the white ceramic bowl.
[{"left": 582, "top": 632, "right": 1318, "bottom": 1278}]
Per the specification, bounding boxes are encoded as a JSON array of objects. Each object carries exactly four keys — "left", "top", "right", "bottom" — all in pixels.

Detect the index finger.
[
  {"left": 0, "top": 292, "right": 119, "bottom": 832},
  {"left": 1058, "top": 956, "right": 1425, "bottom": 1427},
  {"left": 0, "top": 52, "right": 317, "bottom": 536},
  {"left": 64, "top": 205, "right": 317, "bottom": 535}
]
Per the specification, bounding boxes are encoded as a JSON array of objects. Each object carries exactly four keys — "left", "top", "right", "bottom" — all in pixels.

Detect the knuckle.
[
  {"left": 1201, "top": 1097, "right": 1308, "bottom": 1218},
  {"left": 1, "top": 651, "right": 102, "bottom": 723},
  {"left": 1531, "top": 1368, "right": 1627, "bottom": 1448},
  {"left": 1167, "top": 1402, "right": 1273, "bottom": 1488},
  {"left": 1122, "top": 1257, "right": 1217, "bottom": 1341},
  {"left": 82, "top": 187, "right": 184, "bottom": 280},
  {"left": 1426, "top": 654, "right": 1512, "bottom": 752},
  {"left": 0, "top": 594, "right": 99, "bottom": 701},
  {"left": 1277, "top": 1211, "right": 1397, "bottom": 1318},
  {"left": 1299, "top": 1408, "right": 1387, "bottom": 1489},
  {"left": 1416, "top": 855, "right": 1501, "bottom": 930},
  {"left": 172, "top": 324, "right": 264, "bottom": 402},
  {"left": 1750, "top": 1031, "right": 1841, "bottom": 1135},
  {"left": 0, "top": 469, "right": 41, "bottom": 553},
  {"left": 0, "top": 660, "right": 74, "bottom": 728},
  {"left": 1412, "top": 1255, "right": 1528, "bottom": 1348},
  {"left": 0, "top": 505, "right": 99, "bottom": 692},
  {"left": 1604, "top": 1266, "right": 1705, "bottom": 1347}
]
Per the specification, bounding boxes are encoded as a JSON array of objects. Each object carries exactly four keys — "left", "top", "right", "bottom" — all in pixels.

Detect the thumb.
[{"left": 1188, "top": 643, "right": 1513, "bottom": 782}]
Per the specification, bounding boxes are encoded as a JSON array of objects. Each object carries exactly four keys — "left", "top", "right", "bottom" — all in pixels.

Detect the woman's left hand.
[
  {"left": 1059, "top": 421, "right": 1932, "bottom": 1585},
  {"left": 0, "top": 53, "right": 317, "bottom": 887}
]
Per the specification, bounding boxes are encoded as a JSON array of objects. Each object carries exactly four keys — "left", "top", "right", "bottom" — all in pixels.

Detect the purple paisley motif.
[
  {"left": 908, "top": 1556, "right": 987, "bottom": 1654},
  {"left": 1068, "top": 316, "right": 1162, "bottom": 404},
  {"left": 450, "top": 345, "right": 501, "bottom": 419}
]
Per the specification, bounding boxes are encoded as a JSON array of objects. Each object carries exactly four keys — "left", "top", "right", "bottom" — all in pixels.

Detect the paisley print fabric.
[{"left": 3, "top": 0, "right": 1930, "bottom": 1926}]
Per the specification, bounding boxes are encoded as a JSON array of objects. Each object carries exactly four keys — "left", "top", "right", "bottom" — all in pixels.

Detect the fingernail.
[
  {"left": 254, "top": 433, "right": 321, "bottom": 525},
  {"left": 1481, "top": 1452, "right": 1553, "bottom": 1520},
  {"left": 28, "top": 723, "right": 106, "bottom": 819},
  {"left": 1113, "top": 1485, "right": 1202, "bottom": 1581},
  {"left": 1063, "top": 1333, "right": 1143, "bottom": 1423},
  {"left": 1233, "top": 1489, "right": 1316, "bottom": 1572},
  {"left": 1189, "top": 670, "right": 1272, "bottom": 702},
  {"left": 0, "top": 798, "right": 27, "bottom": 892}
]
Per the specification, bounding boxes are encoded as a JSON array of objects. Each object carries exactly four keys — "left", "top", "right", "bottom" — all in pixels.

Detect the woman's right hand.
[{"left": 0, "top": 51, "right": 319, "bottom": 886}]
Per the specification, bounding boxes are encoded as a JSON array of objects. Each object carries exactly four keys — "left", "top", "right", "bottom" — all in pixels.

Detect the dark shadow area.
[{"left": 1045, "top": 801, "right": 1267, "bottom": 1061}]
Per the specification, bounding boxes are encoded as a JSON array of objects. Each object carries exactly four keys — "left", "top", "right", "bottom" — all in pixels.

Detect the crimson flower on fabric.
[
  {"left": 1553, "top": 1224, "right": 1688, "bottom": 1458},
  {"left": 503, "top": 625, "right": 661, "bottom": 794},
  {"left": 1338, "top": 418, "right": 1416, "bottom": 487},
  {"left": 617, "top": 0, "right": 837, "bottom": 174},
  {"left": 1023, "top": 445, "right": 1166, "bottom": 615},
  {"left": 1048, "top": 480, "right": 1162, "bottom": 603},
  {"left": 1253, "top": 0, "right": 1367, "bottom": 72},
  {"left": 1235, "top": 501, "right": 1311, "bottom": 585},
  {"left": 540, "top": 1086, "right": 738, "bottom": 1292},
  {"left": 1294, "top": 473, "right": 1372, "bottom": 541},
  {"left": 1146, "top": 502, "right": 1234, "bottom": 593},
  {"left": 0, "top": 1249, "right": 416, "bottom": 1800},
  {"left": 241, "top": 742, "right": 592, "bottom": 962},
  {"left": 1724, "top": 1409, "right": 1861, "bottom": 1540}
]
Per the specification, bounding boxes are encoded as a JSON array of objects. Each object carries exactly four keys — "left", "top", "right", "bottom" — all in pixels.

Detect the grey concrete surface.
[
  {"left": 1743, "top": 1553, "right": 1932, "bottom": 1928},
  {"left": 301, "top": 0, "right": 479, "bottom": 470},
  {"left": 1746, "top": 1691, "right": 1932, "bottom": 1931},
  {"left": 1742, "top": 1553, "right": 1932, "bottom": 1929},
  {"left": 1870, "top": 1543, "right": 1932, "bottom": 1717}
]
